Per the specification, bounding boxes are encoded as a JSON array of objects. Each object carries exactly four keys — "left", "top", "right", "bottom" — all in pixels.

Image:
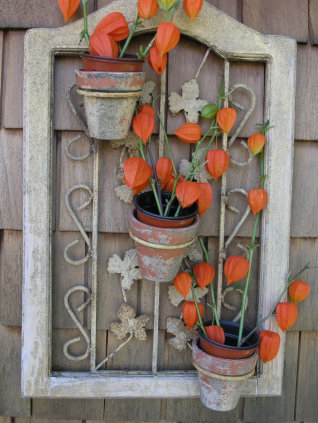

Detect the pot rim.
[
  {"left": 134, "top": 190, "right": 199, "bottom": 222},
  {"left": 81, "top": 52, "right": 145, "bottom": 63},
  {"left": 193, "top": 336, "right": 259, "bottom": 363},
  {"left": 199, "top": 320, "right": 260, "bottom": 351},
  {"left": 130, "top": 208, "right": 199, "bottom": 231}
]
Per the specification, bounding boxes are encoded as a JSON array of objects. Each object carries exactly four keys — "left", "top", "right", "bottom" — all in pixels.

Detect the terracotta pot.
[
  {"left": 129, "top": 209, "right": 199, "bottom": 282},
  {"left": 76, "top": 70, "right": 146, "bottom": 92},
  {"left": 134, "top": 191, "right": 198, "bottom": 228},
  {"left": 199, "top": 321, "right": 260, "bottom": 359},
  {"left": 81, "top": 53, "right": 144, "bottom": 72},
  {"left": 192, "top": 336, "right": 258, "bottom": 411},
  {"left": 75, "top": 70, "right": 145, "bottom": 140}
]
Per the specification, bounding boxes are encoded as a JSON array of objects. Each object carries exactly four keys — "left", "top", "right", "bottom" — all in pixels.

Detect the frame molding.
[{"left": 23, "top": 0, "right": 296, "bottom": 398}]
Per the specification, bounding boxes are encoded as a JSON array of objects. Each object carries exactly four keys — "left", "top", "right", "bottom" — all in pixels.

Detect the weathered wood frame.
[{"left": 22, "top": 0, "right": 296, "bottom": 398}]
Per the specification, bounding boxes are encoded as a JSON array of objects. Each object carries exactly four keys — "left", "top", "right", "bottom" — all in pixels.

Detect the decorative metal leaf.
[
  {"left": 169, "top": 79, "right": 208, "bottom": 123},
  {"left": 114, "top": 184, "right": 133, "bottom": 204},
  {"left": 139, "top": 80, "right": 156, "bottom": 105},
  {"left": 110, "top": 131, "right": 141, "bottom": 157},
  {"left": 185, "top": 240, "right": 203, "bottom": 262},
  {"left": 168, "top": 285, "right": 208, "bottom": 307},
  {"left": 166, "top": 317, "right": 198, "bottom": 351},
  {"left": 111, "top": 303, "right": 149, "bottom": 341},
  {"left": 108, "top": 248, "right": 142, "bottom": 291}
]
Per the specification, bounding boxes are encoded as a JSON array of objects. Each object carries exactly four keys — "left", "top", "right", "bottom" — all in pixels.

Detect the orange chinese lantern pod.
[
  {"left": 58, "top": 0, "right": 80, "bottom": 23},
  {"left": 93, "top": 12, "right": 130, "bottom": 41},
  {"left": 248, "top": 188, "right": 268, "bottom": 216},
  {"left": 147, "top": 45, "right": 168, "bottom": 74},
  {"left": 155, "top": 22, "right": 180, "bottom": 56},
  {"left": 183, "top": 0, "right": 204, "bottom": 20},
  {"left": 205, "top": 149, "right": 230, "bottom": 181},
  {"left": 174, "top": 272, "right": 192, "bottom": 299},
  {"left": 133, "top": 111, "right": 155, "bottom": 144},
  {"left": 173, "top": 122, "right": 202, "bottom": 143},
  {"left": 138, "top": 0, "right": 159, "bottom": 19},
  {"left": 138, "top": 104, "right": 156, "bottom": 117},
  {"left": 193, "top": 262, "right": 215, "bottom": 289},
  {"left": 217, "top": 108, "right": 237, "bottom": 134},
  {"left": 165, "top": 174, "right": 185, "bottom": 192},
  {"left": 224, "top": 255, "right": 250, "bottom": 285},
  {"left": 176, "top": 181, "right": 202, "bottom": 208},
  {"left": 197, "top": 182, "right": 213, "bottom": 216},
  {"left": 156, "top": 158, "right": 174, "bottom": 189},
  {"left": 259, "top": 330, "right": 280, "bottom": 363},
  {"left": 205, "top": 325, "right": 225, "bottom": 344},
  {"left": 89, "top": 31, "right": 119, "bottom": 58},
  {"left": 123, "top": 157, "right": 153, "bottom": 195},
  {"left": 248, "top": 133, "right": 265, "bottom": 156},
  {"left": 289, "top": 279, "right": 310, "bottom": 304},
  {"left": 182, "top": 301, "right": 204, "bottom": 329},
  {"left": 276, "top": 302, "right": 298, "bottom": 331}
]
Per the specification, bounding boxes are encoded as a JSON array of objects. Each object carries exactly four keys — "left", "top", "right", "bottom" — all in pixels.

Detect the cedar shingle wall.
[{"left": 0, "top": 1, "right": 317, "bottom": 422}]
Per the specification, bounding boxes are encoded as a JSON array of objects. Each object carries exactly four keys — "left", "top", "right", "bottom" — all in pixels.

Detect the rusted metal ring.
[
  {"left": 77, "top": 89, "right": 143, "bottom": 98},
  {"left": 129, "top": 231, "right": 195, "bottom": 250},
  {"left": 192, "top": 362, "right": 255, "bottom": 381}
]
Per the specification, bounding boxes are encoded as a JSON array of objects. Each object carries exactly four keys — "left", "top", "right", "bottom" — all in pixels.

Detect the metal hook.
[
  {"left": 64, "top": 184, "right": 93, "bottom": 266},
  {"left": 63, "top": 286, "right": 91, "bottom": 361},
  {"left": 224, "top": 189, "right": 251, "bottom": 249}
]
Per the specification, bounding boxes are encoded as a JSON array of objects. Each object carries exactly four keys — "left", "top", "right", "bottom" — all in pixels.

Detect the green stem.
[
  {"left": 164, "top": 175, "right": 180, "bottom": 216},
  {"left": 120, "top": 11, "right": 140, "bottom": 58},
  {"left": 139, "top": 140, "right": 146, "bottom": 160},
  {"left": 199, "top": 238, "right": 220, "bottom": 326},
  {"left": 191, "top": 284, "right": 207, "bottom": 337},
  {"left": 82, "top": 0, "right": 90, "bottom": 46},
  {"left": 237, "top": 151, "right": 265, "bottom": 346},
  {"left": 158, "top": 112, "right": 177, "bottom": 174},
  {"left": 239, "top": 263, "right": 310, "bottom": 346}
]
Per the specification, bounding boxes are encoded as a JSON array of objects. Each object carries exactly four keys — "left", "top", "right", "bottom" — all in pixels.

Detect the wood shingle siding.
[
  {"left": 243, "top": 0, "right": 309, "bottom": 43},
  {"left": 0, "top": 0, "right": 317, "bottom": 421}
]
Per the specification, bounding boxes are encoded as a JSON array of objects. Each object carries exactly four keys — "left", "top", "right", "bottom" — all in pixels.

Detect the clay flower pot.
[
  {"left": 129, "top": 209, "right": 199, "bottom": 282},
  {"left": 134, "top": 191, "right": 198, "bottom": 228},
  {"left": 192, "top": 336, "right": 258, "bottom": 411},
  {"left": 199, "top": 320, "right": 260, "bottom": 359},
  {"left": 75, "top": 58, "right": 145, "bottom": 140}
]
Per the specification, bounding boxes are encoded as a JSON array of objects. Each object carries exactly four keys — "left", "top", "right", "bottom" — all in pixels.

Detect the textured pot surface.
[
  {"left": 130, "top": 209, "right": 199, "bottom": 282},
  {"left": 199, "top": 320, "right": 260, "bottom": 359},
  {"left": 76, "top": 70, "right": 146, "bottom": 92},
  {"left": 82, "top": 53, "right": 144, "bottom": 72},
  {"left": 78, "top": 89, "right": 142, "bottom": 140},
  {"left": 192, "top": 337, "right": 258, "bottom": 411}
]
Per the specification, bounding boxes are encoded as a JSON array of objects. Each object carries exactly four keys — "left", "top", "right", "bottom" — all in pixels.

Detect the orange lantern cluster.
[
  {"left": 248, "top": 133, "right": 265, "bottom": 156},
  {"left": 174, "top": 272, "right": 192, "bottom": 298},
  {"left": 205, "top": 149, "right": 230, "bottom": 181},
  {"left": 289, "top": 279, "right": 310, "bottom": 304},
  {"left": 138, "top": 0, "right": 159, "bottom": 19},
  {"left": 89, "top": 12, "right": 129, "bottom": 57},
  {"left": 259, "top": 330, "right": 280, "bottom": 363},
  {"left": 156, "top": 158, "right": 174, "bottom": 189},
  {"left": 176, "top": 181, "right": 202, "bottom": 208},
  {"left": 173, "top": 123, "right": 202, "bottom": 143},
  {"left": 58, "top": 0, "right": 80, "bottom": 22}
]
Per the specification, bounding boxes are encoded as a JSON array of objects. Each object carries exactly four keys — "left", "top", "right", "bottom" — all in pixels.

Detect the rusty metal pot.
[{"left": 192, "top": 336, "right": 258, "bottom": 411}]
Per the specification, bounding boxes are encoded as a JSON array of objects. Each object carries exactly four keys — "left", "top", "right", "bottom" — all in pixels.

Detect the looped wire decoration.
[
  {"left": 224, "top": 189, "right": 251, "bottom": 249},
  {"left": 227, "top": 84, "right": 256, "bottom": 167},
  {"left": 64, "top": 184, "right": 93, "bottom": 266},
  {"left": 221, "top": 286, "right": 248, "bottom": 322},
  {"left": 66, "top": 134, "right": 94, "bottom": 162},
  {"left": 63, "top": 286, "right": 91, "bottom": 361}
]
